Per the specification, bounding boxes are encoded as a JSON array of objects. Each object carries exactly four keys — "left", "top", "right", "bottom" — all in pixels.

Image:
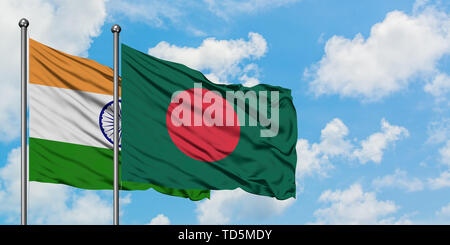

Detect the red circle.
[{"left": 166, "top": 88, "right": 240, "bottom": 162}]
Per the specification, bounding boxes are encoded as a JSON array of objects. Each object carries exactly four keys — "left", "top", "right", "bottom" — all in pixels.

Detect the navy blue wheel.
[{"left": 99, "top": 100, "right": 121, "bottom": 147}]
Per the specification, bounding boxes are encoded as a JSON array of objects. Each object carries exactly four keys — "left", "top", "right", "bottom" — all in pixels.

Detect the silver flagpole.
[
  {"left": 111, "top": 24, "right": 121, "bottom": 226},
  {"left": 19, "top": 18, "right": 29, "bottom": 226}
]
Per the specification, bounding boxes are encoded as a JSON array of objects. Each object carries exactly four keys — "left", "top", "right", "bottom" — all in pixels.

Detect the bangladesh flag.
[{"left": 121, "top": 44, "right": 298, "bottom": 200}]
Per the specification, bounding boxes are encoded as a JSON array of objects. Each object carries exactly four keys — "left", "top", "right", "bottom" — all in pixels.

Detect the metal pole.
[
  {"left": 19, "top": 18, "right": 29, "bottom": 226},
  {"left": 111, "top": 24, "right": 121, "bottom": 226}
]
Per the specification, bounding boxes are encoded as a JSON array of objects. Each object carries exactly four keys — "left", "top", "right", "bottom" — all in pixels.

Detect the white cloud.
[
  {"left": 426, "top": 123, "right": 450, "bottom": 191},
  {"left": 413, "top": 0, "right": 431, "bottom": 13},
  {"left": 0, "top": 148, "right": 22, "bottom": 219},
  {"left": 148, "top": 214, "right": 171, "bottom": 225},
  {"left": 239, "top": 63, "right": 261, "bottom": 87},
  {"left": 185, "top": 26, "right": 208, "bottom": 37},
  {"left": 296, "top": 118, "right": 351, "bottom": 178},
  {"left": 426, "top": 142, "right": 450, "bottom": 190},
  {"left": 148, "top": 32, "right": 267, "bottom": 85},
  {"left": 318, "top": 118, "right": 353, "bottom": 156},
  {"left": 108, "top": 0, "right": 298, "bottom": 35},
  {"left": 428, "top": 170, "right": 450, "bottom": 190},
  {"left": 196, "top": 188, "right": 295, "bottom": 224},
  {"left": 424, "top": 72, "right": 450, "bottom": 99},
  {"left": 312, "top": 184, "right": 410, "bottom": 224},
  {"left": 427, "top": 118, "right": 450, "bottom": 144},
  {"left": 372, "top": 169, "right": 424, "bottom": 192},
  {"left": 240, "top": 74, "right": 260, "bottom": 87},
  {"left": 203, "top": 0, "right": 300, "bottom": 20},
  {"left": 0, "top": 147, "right": 123, "bottom": 224},
  {"left": 120, "top": 194, "right": 132, "bottom": 206},
  {"left": 305, "top": 6, "right": 450, "bottom": 101},
  {"left": 46, "top": 191, "right": 112, "bottom": 225},
  {"left": 107, "top": 0, "right": 182, "bottom": 28},
  {"left": 0, "top": 0, "right": 107, "bottom": 142},
  {"left": 296, "top": 118, "right": 408, "bottom": 178},
  {"left": 296, "top": 139, "right": 333, "bottom": 178},
  {"left": 436, "top": 203, "right": 450, "bottom": 217},
  {"left": 376, "top": 215, "right": 414, "bottom": 225},
  {"left": 438, "top": 140, "right": 450, "bottom": 166},
  {"left": 352, "top": 119, "right": 409, "bottom": 164}
]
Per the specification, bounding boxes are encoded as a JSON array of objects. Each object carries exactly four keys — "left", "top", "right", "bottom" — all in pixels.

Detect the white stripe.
[{"left": 30, "top": 84, "right": 116, "bottom": 148}]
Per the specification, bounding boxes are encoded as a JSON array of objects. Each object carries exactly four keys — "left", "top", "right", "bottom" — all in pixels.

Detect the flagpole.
[
  {"left": 19, "top": 18, "right": 29, "bottom": 226},
  {"left": 111, "top": 24, "right": 121, "bottom": 226}
]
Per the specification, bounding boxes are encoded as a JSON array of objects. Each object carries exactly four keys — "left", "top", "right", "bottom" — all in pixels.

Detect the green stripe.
[{"left": 29, "top": 137, "right": 209, "bottom": 201}]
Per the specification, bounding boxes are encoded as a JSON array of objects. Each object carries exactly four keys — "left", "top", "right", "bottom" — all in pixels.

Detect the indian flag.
[{"left": 28, "top": 39, "right": 209, "bottom": 201}]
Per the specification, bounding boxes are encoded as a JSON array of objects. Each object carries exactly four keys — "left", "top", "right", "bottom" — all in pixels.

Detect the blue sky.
[{"left": 1, "top": 0, "right": 450, "bottom": 225}]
